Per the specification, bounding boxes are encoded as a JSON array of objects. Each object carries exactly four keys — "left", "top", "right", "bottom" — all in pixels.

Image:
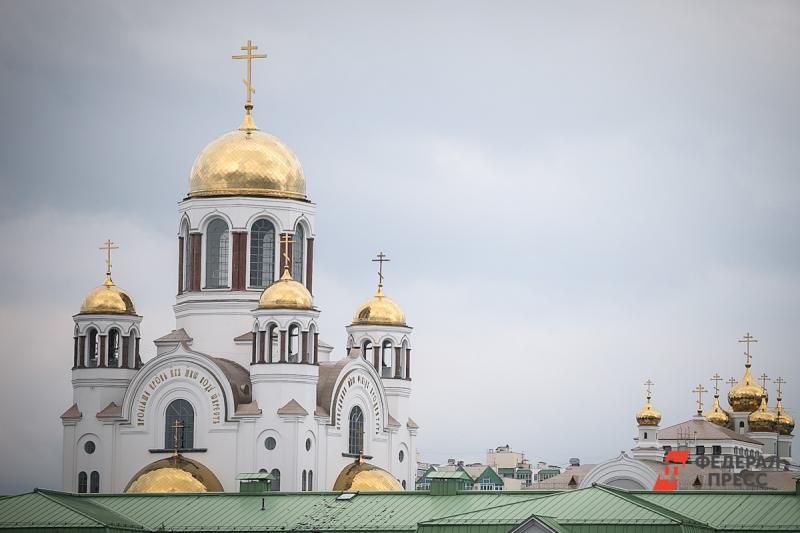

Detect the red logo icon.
[{"left": 653, "top": 450, "right": 689, "bottom": 491}]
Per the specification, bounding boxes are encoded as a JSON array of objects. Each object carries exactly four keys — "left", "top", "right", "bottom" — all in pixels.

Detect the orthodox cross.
[
  {"left": 710, "top": 373, "right": 723, "bottom": 396},
  {"left": 644, "top": 379, "right": 654, "bottom": 399},
  {"left": 759, "top": 372, "right": 771, "bottom": 391},
  {"left": 726, "top": 377, "right": 738, "bottom": 389},
  {"left": 99, "top": 239, "right": 119, "bottom": 277},
  {"left": 280, "top": 234, "right": 294, "bottom": 274},
  {"left": 232, "top": 40, "right": 267, "bottom": 107},
  {"left": 171, "top": 419, "right": 184, "bottom": 458},
  {"left": 738, "top": 332, "right": 758, "bottom": 365},
  {"left": 372, "top": 252, "right": 390, "bottom": 290},
  {"left": 692, "top": 384, "right": 707, "bottom": 414},
  {"left": 775, "top": 376, "right": 787, "bottom": 398}
]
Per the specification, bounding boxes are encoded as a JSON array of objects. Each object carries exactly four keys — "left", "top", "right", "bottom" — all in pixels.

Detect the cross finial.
[
  {"left": 738, "top": 332, "right": 758, "bottom": 366},
  {"left": 726, "top": 377, "right": 738, "bottom": 389},
  {"left": 99, "top": 239, "right": 119, "bottom": 280},
  {"left": 759, "top": 372, "right": 771, "bottom": 391},
  {"left": 280, "top": 234, "right": 294, "bottom": 277},
  {"left": 644, "top": 379, "right": 654, "bottom": 399},
  {"left": 710, "top": 373, "right": 723, "bottom": 396},
  {"left": 692, "top": 384, "right": 708, "bottom": 415},
  {"left": 775, "top": 376, "right": 787, "bottom": 399},
  {"left": 171, "top": 419, "right": 184, "bottom": 458},
  {"left": 372, "top": 252, "right": 390, "bottom": 292},
  {"left": 232, "top": 40, "right": 268, "bottom": 129}
]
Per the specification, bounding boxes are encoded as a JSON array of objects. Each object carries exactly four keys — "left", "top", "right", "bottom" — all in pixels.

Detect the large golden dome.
[
  {"left": 258, "top": 268, "right": 313, "bottom": 310},
  {"left": 79, "top": 275, "right": 136, "bottom": 315},
  {"left": 775, "top": 397, "right": 795, "bottom": 436},
  {"left": 333, "top": 457, "right": 403, "bottom": 492},
  {"left": 728, "top": 366, "right": 767, "bottom": 412},
  {"left": 635, "top": 396, "right": 661, "bottom": 427},
  {"left": 748, "top": 397, "right": 777, "bottom": 432},
  {"left": 353, "top": 287, "right": 406, "bottom": 326},
  {"left": 188, "top": 113, "right": 305, "bottom": 200},
  {"left": 705, "top": 394, "right": 731, "bottom": 427},
  {"left": 125, "top": 456, "right": 223, "bottom": 493}
]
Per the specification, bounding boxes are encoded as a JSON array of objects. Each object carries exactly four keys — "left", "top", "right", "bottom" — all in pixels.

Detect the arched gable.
[
  {"left": 579, "top": 452, "right": 657, "bottom": 490},
  {"left": 327, "top": 357, "right": 390, "bottom": 436}
]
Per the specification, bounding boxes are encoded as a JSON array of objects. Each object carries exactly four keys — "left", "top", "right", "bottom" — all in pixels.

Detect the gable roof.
[
  {"left": 658, "top": 418, "right": 763, "bottom": 444},
  {"left": 153, "top": 328, "right": 192, "bottom": 345},
  {"left": 276, "top": 398, "right": 308, "bottom": 416}
]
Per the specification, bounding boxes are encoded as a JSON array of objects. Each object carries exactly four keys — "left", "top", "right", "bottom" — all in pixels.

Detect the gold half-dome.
[
  {"left": 728, "top": 366, "right": 767, "bottom": 412},
  {"left": 353, "top": 287, "right": 406, "bottom": 326},
  {"left": 188, "top": 118, "right": 305, "bottom": 199},
  {"left": 748, "top": 397, "right": 777, "bottom": 432},
  {"left": 705, "top": 395, "right": 731, "bottom": 427},
  {"left": 332, "top": 458, "right": 403, "bottom": 492},
  {"left": 125, "top": 455, "right": 223, "bottom": 493},
  {"left": 79, "top": 275, "right": 136, "bottom": 315},
  {"left": 775, "top": 398, "right": 795, "bottom": 435},
  {"left": 635, "top": 396, "right": 661, "bottom": 426},
  {"left": 258, "top": 269, "right": 313, "bottom": 310}
]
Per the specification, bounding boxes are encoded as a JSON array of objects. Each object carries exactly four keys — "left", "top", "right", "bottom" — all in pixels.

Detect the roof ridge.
[
  {"left": 594, "top": 485, "right": 708, "bottom": 527},
  {"left": 34, "top": 491, "right": 114, "bottom": 528},
  {"left": 417, "top": 495, "right": 547, "bottom": 525}
]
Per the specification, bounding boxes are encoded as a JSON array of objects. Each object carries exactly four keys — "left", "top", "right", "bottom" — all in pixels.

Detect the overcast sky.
[{"left": 1, "top": 1, "right": 799, "bottom": 493}]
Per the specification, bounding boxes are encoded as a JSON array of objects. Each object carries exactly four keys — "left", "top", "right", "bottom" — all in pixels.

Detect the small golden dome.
[
  {"left": 125, "top": 456, "right": 223, "bottom": 493},
  {"left": 188, "top": 114, "right": 305, "bottom": 200},
  {"left": 705, "top": 394, "right": 731, "bottom": 427},
  {"left": 332, "top": 457, "right": 403, "bottom": 492},
  {"left": 353, "top": 287, "right": 406, "bottom": 326},
  {"left": 79, "top": 275, "right": 136, "bottom": 315},
  {"left": 258, "top": 268, "right": 313, "bottom": 310},
  {"left": 748, "top": 397, "right": 777, "bottom": 432},
  {"left": 775, "top": 398, "right": 795, "bottom": 435},
  {"left": 635, "top": 395, "right": 661, "bottom": 426},
  {"left": 728, "top": 366, "right": 767, "bottom": 412}
]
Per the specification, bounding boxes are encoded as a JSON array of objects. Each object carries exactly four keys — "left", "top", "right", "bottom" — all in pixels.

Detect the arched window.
[
  {"left": 165, "top": 399, "right": 194, "bottom": 449},
  {"left": 205, "top": 218, "right": 229, "bottom": 288},
  {"left": 308, "top": 470, "right": 313, "bottom": 491},
  {"left": 288, "top": 324, "right": 300, "bottom": 363},
  {"left": 90, "top": 471, "right": 100, "bottom": 493},
  {"left": 250, "top": 219, "right": 276, "bottom": 288},
  {"left": 78, "top": 471, "right": 87, "bottom": 493},
  {"left": 301, "top": 470, "right": 307, "bottom": 491},
  {"left": 270, "top": 469, "right": 281, "bottom": 491},
  {"left": 381, "top": 340, "right": 394, "bottom": 378},
  {"left": 349, "top": 406, "right": 364, "bottom": 455},
  {"left": 107, "top": 329, "right": 120, "bottom": 368},
  {"left": 268, "top": 324, "right": 278, "bottom": 363},
  {"left": 292, "top": 225, "right": 304, "bottom": 282},
  {"left": 87, "top": 328, "right": 99, "bottom": 368},
  {"left": 362, "top": 340, "right": 372, "bottom": 362},
  {"left": 181, "top": 220, "right": 190, "bottom": 291}
]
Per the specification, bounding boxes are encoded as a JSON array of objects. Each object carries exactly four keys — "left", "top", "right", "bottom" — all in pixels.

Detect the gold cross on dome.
[
  {"left": 692, "top": 384, "right": 707, "bottom": 414},
  {"left": 738, "top": 332, "right": 758, "bottom": 365},
  {"left": 727, "top": 377, "right": 738, "bottom": 389},
  {"left": 644, "top": 379, "right": 654, "bottom": 398},
  {"left": 232, "top": 40, "right": 267, "bottom": 108},
  {"left": 372, "top": 252, "right": 390, "bottom": 290},
  {"left": 171, "top": 419, "right": 184, "bottom": 458},
  {"left": 759, "top": 372, "right": 771, "bottom": 391},
  {"left": 775, "top": 376, "right": 787, "bottom": 398},
  {"left": 99, "top": 239, "right": 119, "bottom": 277},
  {"left": 280, "top": 233, "right": 294, "bottom": 275},
  {"left": 710, "top": 373, "right": 723, "bottom": 395}
]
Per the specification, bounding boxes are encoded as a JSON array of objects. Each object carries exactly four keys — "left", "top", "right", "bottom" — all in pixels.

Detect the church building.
[{"left": 60, "top": 41, "right": 417, "bottom": 494}]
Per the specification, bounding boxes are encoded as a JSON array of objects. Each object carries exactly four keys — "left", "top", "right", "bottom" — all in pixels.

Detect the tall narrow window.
[
  {"left": 381, "top": 340, "right": 393, "bottom": 378},
  {"left": 269, "top": 325, "right": 278, "bottom": 363},
  {"left": 250, "top": 219, "right": 276, "bottom": 288},
  {"left": 292, "top": 225, "right": 304, "bottom": 282},
  {"left": 288, "top": 325, "right": 300, "bottom": 363},
  {"left": 87, "top": 328, "right": 99, "bottom": 368},
  {"left": 165, "top": 399, "right": 194, "bottom": 449},
  {"left": 107, "top": 329, "right": 120, "bottom": 368},
  {"left": 301, "top": 470, "right": 307, "bottom": 491},
  {"left": 362, "top": 340, "right": 372, "bottom": 361},
  {"left": 89, "top": 471, "right": 100, "bottom": 493},
  {"left": 308, "top": 470, "right": 313, "bottom": 491},
  {"left": 78, "top": 472, "right": 87, "bottom": 493},
  {"left": 205, "top": 218, "right": 229, "bottom": 288},
  {"left": 181, "top": 221, "right": 190, "bottom": 291},
  {"left": 270, "top": 469, "right": 281, "bottom": 491},
  {"left": 348, "top": 406, "right": 364, "bottom": 455}
]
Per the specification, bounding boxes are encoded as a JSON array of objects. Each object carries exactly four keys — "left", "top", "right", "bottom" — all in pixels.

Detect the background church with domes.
[{"left": 61, "top": 41, "right": 417, "bottom": 494}]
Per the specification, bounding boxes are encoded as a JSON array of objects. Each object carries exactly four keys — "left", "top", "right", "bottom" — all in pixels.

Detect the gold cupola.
[
  {"left": 332, "top": 456, "right": 403, "bottom": 492},
  {"left": 258, "top": 267, "right": 313, "bottom": 310},
  {"left": 353, "top": 286, "right": 406, "bottom": 326},
  {"left": 775, "top": 397, "right": 795, "bottom": 435},
  {"left": 188, "top": 40, "right": 305, "bottom": 200},
  {"left": 125, "top": 455, "right": 223, "bottom": 493},
  {"left": 635, "top": 387, "right": 661, "bottom": 427},
  {"left": 748, "top": 397, "right": 777, "bottom": 432},
  {"left": 79, "top": 240, "right": 136, "bottom": 316},
  {"left": 728, "top": 365, "right": 766, "bottom": 412},
  {"left": 705, "top": 394, "right": 731, "bottom": 427}
]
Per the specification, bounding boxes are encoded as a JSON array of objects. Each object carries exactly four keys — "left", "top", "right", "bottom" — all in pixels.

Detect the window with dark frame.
[
  {"left": 165, "top": 399, "right": 194, "bottom": 449},
  {"left": 349, "top": 406, "right": 364, "bottom": 455}
]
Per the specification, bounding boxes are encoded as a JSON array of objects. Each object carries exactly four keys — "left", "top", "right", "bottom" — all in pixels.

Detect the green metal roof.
[
  {"left": 426, "top": 471, "right": 472, "bottom": 481},
  {"left": 236, "top": 472, "right": 275, "bottom": 481}
]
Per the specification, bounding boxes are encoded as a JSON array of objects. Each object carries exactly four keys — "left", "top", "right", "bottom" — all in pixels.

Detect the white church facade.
[{"left": 60, "top": 41, "right": 417, "bottom": 494}]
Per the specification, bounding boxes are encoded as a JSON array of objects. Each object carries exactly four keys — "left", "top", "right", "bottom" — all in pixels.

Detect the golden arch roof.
[
  {"left": 333, "top": 457, "right": 403, "bottom": 492},
  {"left": 258, "top": 269, "right": 313, "bottom": 310},
  {"left": 125, "top": 455, "right": 223, "bottom": 493},
  {"left": 635, "top": 397, "right": 661, "bottom": 427},
  {"left": 79, "top": 275, "right": 136, "bottom": 316},
  {"left": 353, "top": 287, "right": 406, "bottom": 327},
  {"left": 728, "top": 366, "right": 767, "bottom": 413}
]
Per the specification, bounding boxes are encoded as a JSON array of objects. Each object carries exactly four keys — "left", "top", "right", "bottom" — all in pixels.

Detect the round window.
[
  {"left": 399, "top": 450, "right": 404, "bottom": 463},
  {"left": 305, "top": 438, "right": 312, "bottom": 451},
  {"left": 84, "top": 441, "right": 96, "bottom": 454},
  {"left": 265, "top": 437, "right": 276, "bottom": 450}
]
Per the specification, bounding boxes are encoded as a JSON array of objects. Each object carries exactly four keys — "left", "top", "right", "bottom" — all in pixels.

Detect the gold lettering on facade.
[{"left": 135, "top": 365, "right": 222, "bottom": 426}]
